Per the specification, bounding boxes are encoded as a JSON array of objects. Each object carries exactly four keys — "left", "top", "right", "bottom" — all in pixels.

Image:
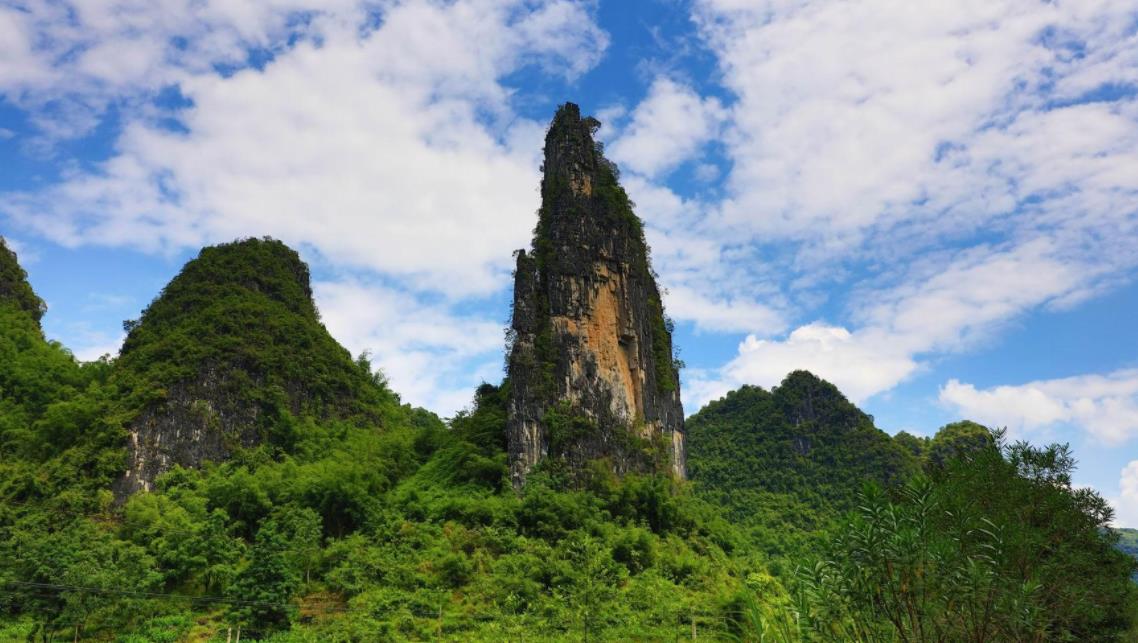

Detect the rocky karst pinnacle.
[
  {"left": 113, "top": 237, "right": 386, "bottom": 498},
  {"left": 506, "top": 103, "right": 685, "bottom": 488}
]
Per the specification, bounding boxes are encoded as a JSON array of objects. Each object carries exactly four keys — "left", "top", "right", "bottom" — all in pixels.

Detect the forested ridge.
[
  {"left": 1, "top": 232, "right": 1135, "bottom": 641},
  {"left": 2, "top": 124, "right": 1138, "bottom": 641}
]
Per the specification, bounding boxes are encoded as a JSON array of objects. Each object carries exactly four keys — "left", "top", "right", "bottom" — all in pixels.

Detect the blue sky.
[{"left": 2, "top": 0, "right": 1137, "bottom": 525}]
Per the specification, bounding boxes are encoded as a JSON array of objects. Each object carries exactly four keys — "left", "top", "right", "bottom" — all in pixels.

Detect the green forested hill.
[
  {"left": 1120, "top": 527, "right": 1138, "bottom": 552},
  {"left": 685, "top": 371, "right": 919, "bottom": 554},
  {"left": 111, "top": 238, "right": 399, "bottom": 496},
  {"left": 0, "top": 238, "right": 752, "bottom": 641},
  {"left": 1120, "top": 528, "right": 1138, "bottom": 580},
  {"left": 0, "top": 237, "right": 1134, "bottom": 641}
]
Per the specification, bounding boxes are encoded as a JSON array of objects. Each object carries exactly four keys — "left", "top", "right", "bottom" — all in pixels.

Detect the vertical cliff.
[
  {"left": 506, "top": 103, "right": 685, "bottom": 488},
  {"left": 112, "top": 238, "right": 388, "bottom": 498}
]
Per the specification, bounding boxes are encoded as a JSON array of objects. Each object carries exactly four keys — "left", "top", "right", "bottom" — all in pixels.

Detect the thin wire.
[
  {"left": 1, "top": 580, "right": 736, "bottom": 627},
  {"left": 3, "top": 581, "right": 508, "bottom": 620}
]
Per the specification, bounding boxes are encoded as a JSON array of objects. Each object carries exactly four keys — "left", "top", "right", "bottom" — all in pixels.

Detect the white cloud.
[
  {"left": 607, "top": 77, "right": 726, "bottom": 178},
  {"left": 314, "top": 279, "right": 504, "bottom": 416},
  {"left": 618, "top": 175, "right": 788, "bottom": 337},
  {"left": 854, "top": 238, "right": 1095, "bottom": 355},
  {"left": 686, "top": 322, "right": 916, "bottom": 410},
  {"left": 684, "top": 235, "right": 1100, "bottom": 411},
  {"left": 0, "top": 0, "right": 608, "bottom": 413},
  {"left": 0, "top": 0, "right": 359, "bottom": 139},
  {"left": 664, "top": 285, "right": 784, "bottom": 335},
  {"left": 692, "top": 0, "right": 1138, "bottom": 263},
  {"left": 1110, "top": 461, "right": 1138, "bottom": 528},
  {"left": 695, "top": 0, "right": 1138, "bottom": 248},
  {"left": 0, "top": 0, "right": 606, "bottom": 140},
  {"left": 1, "top": 0, "right": 608, "bottom": 297},
  {"left": 939, "top": 369, "right": 1138, "bottom": 444},
  {"left": 72, "top": 335, "right": 125, "bottom": 362},
  {"left": 676, "top": 0, "right": 1138, "bottom": 409}
]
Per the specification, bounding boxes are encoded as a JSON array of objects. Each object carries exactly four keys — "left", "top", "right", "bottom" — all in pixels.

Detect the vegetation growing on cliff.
[
  {"left": 506, "top": 103, "right": 683, "bottom": 485},
  {"left": 116, "top": 237, "right": 393, "bottom": 428},
  {"left": 0, "top": 234, "right": 1133, "bottom": 641}
]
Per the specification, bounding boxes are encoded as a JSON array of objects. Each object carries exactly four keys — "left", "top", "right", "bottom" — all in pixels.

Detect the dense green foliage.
[
  {"left": 686, "top": 372, "right": 920, "bottom": 554},
  {"left": 2, "top": 379, "right": 751, "bottom": 640},
  {"left": 0, "top": 240, "right": 748, "bottom": 640},
  {"left": 926, "top": 420, "right": 995, "bottom": 468},
  {"left": 116, "top": 238, "right": 392, "bottom": 428},
  {"left": 1, "top": 238, "right": 1133, "bottom": 640},
  {"left": 0, "top": 239, "right": 45, "bottom": 324},
  {"left": 785, "top": 436, "right": 1137, "bottom": 641},
  {"left": 1118, "top": 528, "right": 1138, "bottom": 582},
  {"left": 0, "top": 287, "right": 121, "bottom": 501}
]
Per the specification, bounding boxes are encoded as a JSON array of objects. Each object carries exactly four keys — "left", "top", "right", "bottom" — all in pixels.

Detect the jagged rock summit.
[
  {"left": 506, "top": 103, "right": 685, "bottom": 488},
  {"left": 113, "top": 237, "right": 387, "bottom": 498},
  {"left": 0, "top": 237, "right": 46, "bottom": 326}
]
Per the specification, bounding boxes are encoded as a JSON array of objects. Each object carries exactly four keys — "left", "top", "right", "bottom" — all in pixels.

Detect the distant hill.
[
  {"left": 1118, "top": 527, "right": 1138, "bottom": 581},
  {"left": 685, "top": 371, "right": 920, "bottom": 553}
]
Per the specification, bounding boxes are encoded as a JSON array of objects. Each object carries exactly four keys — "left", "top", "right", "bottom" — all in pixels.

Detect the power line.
[
  {"left": 1, "top": 580, "right": 738, "bottom": 625},
  {"left": 1, "top": 580, "right": 507, "bottom": 621}
]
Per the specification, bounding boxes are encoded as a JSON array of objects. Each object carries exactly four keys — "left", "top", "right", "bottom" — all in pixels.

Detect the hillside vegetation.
[{"left": 0, "top": 237, "right": 1134, "bottom": 641}]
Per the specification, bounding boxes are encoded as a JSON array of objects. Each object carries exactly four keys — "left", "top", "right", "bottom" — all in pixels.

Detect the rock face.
[
  {"left": 506, "top": 103, "right": 685, "bottom": 488},
  {"left": 113, "top": 238, "right": 384, "bottom": 498},
  {"left": 0, "top": 237, "right": 46, "bottom": 325}
]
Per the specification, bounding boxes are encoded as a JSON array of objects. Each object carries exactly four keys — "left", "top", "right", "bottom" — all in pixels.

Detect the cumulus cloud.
[
  {"left": 695, "top": 0, "right": 1138, "bottom": 249},
  {"left": 664, "top": 285, "right": 784, "bottom": 335},
  {"left": 684, "top": 233, "right": 1102, "bottom": 411},
  {"left": 677, "top": 0, "right": 1138, "bottom": 412},
  {"left": 607, "top": 77, "right": 726, "bottom": 178},
  {"left": 686, "top": 323, "right": 916, "bottom": 410},
  {"left": 0, "top": 0, "right": 608, "bottom": 296},
  {"left": 1110, "top": 461, "right": 1138, "bottom": 528},
  {"left": 0, "top": 0, "right": 608, "bottom": 413},
  {"left": 314, "top": 279, "right": 504, "bottom": 415},
  {"left": 939, "top": 369, "right": 1138, "bottom": 444}
]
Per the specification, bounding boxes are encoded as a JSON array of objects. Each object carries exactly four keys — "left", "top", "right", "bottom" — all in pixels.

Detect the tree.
[
  {"left": 558, "top": 533, "right": 626, "bottom": 642},
  {"left": 226, "top": 519, "right": 300, "bottom": 634},
  {"left": 926, "top": 420, "right": 994, "bottom": 469},
  {"left": 794, "top": 433, "right": 1137, "bottom": 641}
]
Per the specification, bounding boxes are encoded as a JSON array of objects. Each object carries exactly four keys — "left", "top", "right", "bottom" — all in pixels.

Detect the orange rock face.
[{"left": 505, "top": 103, "right": 685, "bottom": 488}]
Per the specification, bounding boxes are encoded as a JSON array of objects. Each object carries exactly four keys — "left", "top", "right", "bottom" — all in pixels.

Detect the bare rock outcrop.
[
  {"left": 112, "top": 238, "right": 385, "bottom": 498},
  {"left": 506, "top": 103, "right": 685, "bottom": 488}
]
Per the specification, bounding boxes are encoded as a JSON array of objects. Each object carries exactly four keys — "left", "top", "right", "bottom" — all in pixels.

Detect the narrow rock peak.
[{"left": 506, "top": 103, "right": 685, "bottom": 488}]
